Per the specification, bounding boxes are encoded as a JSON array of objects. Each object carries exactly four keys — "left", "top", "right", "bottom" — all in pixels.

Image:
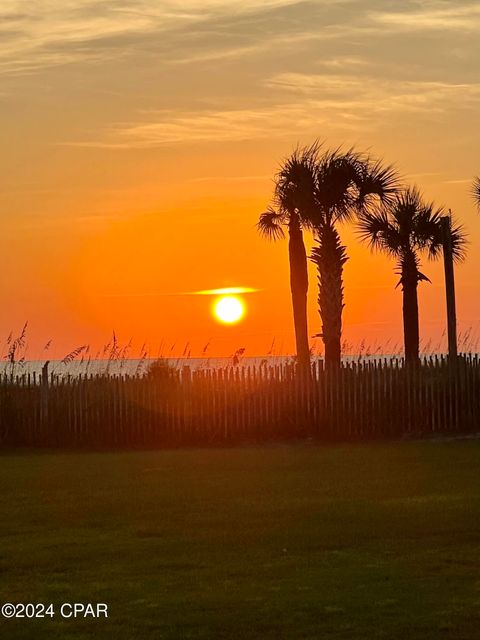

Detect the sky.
[{"left": 1, "top": 0, "right": 479, "bottom": 360}]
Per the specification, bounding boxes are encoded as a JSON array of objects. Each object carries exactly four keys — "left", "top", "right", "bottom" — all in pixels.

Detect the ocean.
[{"left": 0, "top": 354, "right": 411, "bottom": 379}]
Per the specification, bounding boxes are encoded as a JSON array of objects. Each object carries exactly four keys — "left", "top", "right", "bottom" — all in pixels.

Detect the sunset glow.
[
  {"left": 195, "top": 287, "right": 258, "bottom": 296},
  {"left": 1, "top": 1, "right": 479, "bottom": 358}
]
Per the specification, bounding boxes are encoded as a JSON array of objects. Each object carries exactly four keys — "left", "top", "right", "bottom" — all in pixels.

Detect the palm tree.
[
  {"left": 257, "top": 206, "right": 310, "bottom": 371},
  {"left": 472, "top": 177, "right": 480, "bottom": 208},
  {"left": 302, "top": 147, "right": 399, "bottom": 368},
  {"left": 358, "top": 188, "right": 466, "bottom": 364},
  {"left": 257, "top": 147, "right": 317, "bottom": 371},
  {"left": 259, "top": 144, "right": 398, "bottom": 370}
]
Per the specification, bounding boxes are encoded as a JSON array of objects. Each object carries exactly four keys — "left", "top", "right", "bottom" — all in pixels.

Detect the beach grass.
[{"left": 0, "top": 440, "right": 479, "bottom": 639}]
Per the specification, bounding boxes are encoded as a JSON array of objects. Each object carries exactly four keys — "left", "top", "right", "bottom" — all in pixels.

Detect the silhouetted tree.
[
  {"left": 260, "top": 143, "right": 398, "bottom": 369},
  {"left": 300, "top": 146, "right": 398, "bottom": 368},
  {"left": 358, "top": 188, "right": 466, "bottom": 364},
  {"left": 257, "top": 147, "right": 316, "bottom": 372}
]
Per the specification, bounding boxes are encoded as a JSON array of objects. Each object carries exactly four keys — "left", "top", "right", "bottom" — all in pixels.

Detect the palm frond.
[
  {"left": 412, "top": 199, "right": 444, "bottom": 252},
  {"left": 359, "top": 185, "right": 468, "bottom": 303},
  {"left": 357, "top": 208, "right": 401, "bottom": 256},
  {"left": 274, "top": 143, "right": 321, "bottom": 220},
  {"left": 472, "top": 176, "right": 480, "bottom": 209},
  {"left": 257, "top": 208, "right": 285, "bottom": 240},
  {"left": 390, "top": 186, "right": 423, "bottom": 226},
  {"left": 355, "top": 158, "right": 401, "bottom": 209},
  {"left": 274, "top": 144, "right": 397, "bottom": 229},
  {"left": 449, "top": 218, "right": 468, "bottom": 262},
  {"left": 315, "top": 147, "right": 361, "bottom": 223},
  {"left": 427, "top": 211, "right": 468, "bottom": 263}
]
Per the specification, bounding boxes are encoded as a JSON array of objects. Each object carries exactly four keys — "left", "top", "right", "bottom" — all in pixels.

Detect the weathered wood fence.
[{"left": 0, "top": 355, "right": 479, "bottom": 447}]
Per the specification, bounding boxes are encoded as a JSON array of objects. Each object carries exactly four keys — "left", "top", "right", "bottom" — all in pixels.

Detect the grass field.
[{"left": 1, "top": 440, "right": 479, "bottom": 639}]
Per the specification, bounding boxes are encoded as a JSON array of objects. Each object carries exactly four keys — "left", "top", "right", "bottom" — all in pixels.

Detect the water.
[
  {"left": 0, "top": 354, "right": 411, "bottom": 379},
  {"left": 0, "top": 357, "right": 294, "bottom": 379}
]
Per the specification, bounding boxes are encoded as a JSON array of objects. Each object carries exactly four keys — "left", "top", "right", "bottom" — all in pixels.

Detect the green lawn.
[{"left": 0, "top": 440, "right": 479, "bottom": 639}]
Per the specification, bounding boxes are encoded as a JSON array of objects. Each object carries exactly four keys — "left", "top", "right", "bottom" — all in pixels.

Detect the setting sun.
[{"left": 214, "top": 296, "right": 245, "bottom": 324}]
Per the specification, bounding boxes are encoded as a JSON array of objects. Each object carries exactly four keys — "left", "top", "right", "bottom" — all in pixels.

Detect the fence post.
[
  {"left": 182, "top": 366, "right": 192, "bottom": 441},
  {"left": 40, "top": 361, "right": 50, "bottom": 438}
]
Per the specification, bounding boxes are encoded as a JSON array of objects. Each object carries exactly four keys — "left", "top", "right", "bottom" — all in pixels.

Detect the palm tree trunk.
[
  {"left": 401, "top": 255, "right": 420, "bottom": 365},
  {"left": 288, "top": 214, "right": 310, "bottom": 372},
  {"left": 440, "top": 216, "right": 457, "bottom": 359},
  {"left": 311, "top": 224, "right": 348, "bottom": 369}
]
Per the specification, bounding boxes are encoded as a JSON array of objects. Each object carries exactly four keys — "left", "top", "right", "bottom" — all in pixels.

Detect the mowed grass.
[{"left": 1, "top": 441, "right": 480, "bottom": 639}]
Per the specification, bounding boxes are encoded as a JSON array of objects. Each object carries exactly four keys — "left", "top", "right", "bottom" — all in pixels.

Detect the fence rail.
[{"left": 0, "top": 355, "right": 479, "bottom": 447}]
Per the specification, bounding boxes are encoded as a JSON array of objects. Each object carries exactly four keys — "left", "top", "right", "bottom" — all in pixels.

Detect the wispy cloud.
[
  {"left": 4, "top": 0, "right": 480, "bottom": 157},
  {"left": 99, "top": 286, "right": 260, "bottom": 298},
  {"left": 192, "top": 287, "right": 259, "bottom": 295},
  {"left": 67, "top": 104, "right": 323, "bottom": 147},
  {"left": 69, "top": 73, "right": 480, "bottom": 148},
  {"left": 443, "top": 178, "right": 473, "bottom": 185},
  {"left": 270, "top": 73, "right": 480, "bottom": 113},
  {"left": 2, "top": 1, "right": 480, "bottom": 78},
  {"left": 0, "top": 0, "right": 300, "bottom": 75},
  {"left": 371, "top": 2, "right": 480, "bottom": 32},
  {"left": 190, "top": 175, "right": 271, "bottom": 183}
]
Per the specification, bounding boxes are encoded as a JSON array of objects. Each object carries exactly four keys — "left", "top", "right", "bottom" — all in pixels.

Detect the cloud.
[
  {"left": 371, "top": 2, "right": 480, "bottom": 32},
  {"left": 443, "top": 178, "right": 472, "bottom": 185},
  {"left": 2, "top": 1, "right": 480, "bottom": 78},
  {"left": 67, "top": 104, "right": 323, "bottom": 147},
  {"left": 0, "top": 0, "right": 312, "bottom": 75},
  {"left": 69, "top": 72, "right": 480, "bottom": 148},
  {"left": 3, "top": 1, "right": 478, "bottom": 81},
  {"left": 190, "top": 175, "right": 270, "bottom": 183},
  {"left": 269, "top": 73, "right": 480, "bottom": 111},
  {"left": 99, "top": 286, "right": 260, "bottom": 298},
  {"left": 5, "top": 0, "right": 480, "bottom": 154},
  {"left": 192, "top": 287, "right": 259, "bottom": 295}
]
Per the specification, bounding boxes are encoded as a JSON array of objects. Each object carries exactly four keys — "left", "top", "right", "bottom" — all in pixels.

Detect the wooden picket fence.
[{"left": 0, "top": 355, "right": 479, "bottom": 448}]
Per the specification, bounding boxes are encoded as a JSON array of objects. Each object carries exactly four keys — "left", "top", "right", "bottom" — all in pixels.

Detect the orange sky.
[{"left": 1, "top": 1, "right": 479, "bottom": 359}]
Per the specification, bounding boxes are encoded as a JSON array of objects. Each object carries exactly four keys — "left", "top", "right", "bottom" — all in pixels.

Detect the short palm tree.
[
  {"left": 302, "top": 147, "right": 399, "bottom": 368},
  {"left": 358, "top": 188, "right": 466, "bottom": 364},
  {"left": 257, "top": 146, "right": 317, "bottom": 371}
]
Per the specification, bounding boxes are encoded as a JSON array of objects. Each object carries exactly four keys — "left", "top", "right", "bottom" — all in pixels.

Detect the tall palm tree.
[
  {"left": 302, "top": 147, "right": 399, "bottom": 368},
  {"left": 472, "top": 177, "right": 480, "bottom": 208},
  {"left": 358, "top": 188, "right": 466, "bottom": 364},
  {"left": 257, "top": 146, "right": 317, "bottom": 371},
  {"left": 257, "top": 206, "right": 310, "bottom": 371}
]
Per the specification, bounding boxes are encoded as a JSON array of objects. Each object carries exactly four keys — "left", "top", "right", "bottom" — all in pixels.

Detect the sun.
[{"left": 213, "top": 295, "right": 245, "bottom": 324}]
